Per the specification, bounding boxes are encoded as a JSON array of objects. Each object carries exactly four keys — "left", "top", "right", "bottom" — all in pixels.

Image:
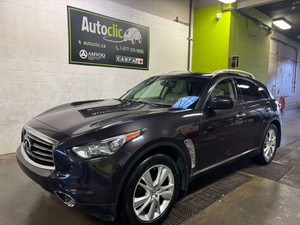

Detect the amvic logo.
[
  {"left": 81, "top": 16, "right": 142, "bottom": 45},
  {"left": 79, "top": 49, "right": 105, "bottom": 60}
]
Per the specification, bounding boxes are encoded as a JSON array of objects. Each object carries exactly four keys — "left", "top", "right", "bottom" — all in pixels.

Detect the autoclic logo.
[{"left": 81, "top": 16, "right": 142, "bottom": 45}]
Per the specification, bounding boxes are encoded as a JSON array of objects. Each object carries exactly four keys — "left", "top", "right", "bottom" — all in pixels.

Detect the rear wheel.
[
  {"left": 119, "top": 154, "right": 180, "bottom": 225},
  {"left": 254, "top": 124, "right": 278, "bottom": 164}
]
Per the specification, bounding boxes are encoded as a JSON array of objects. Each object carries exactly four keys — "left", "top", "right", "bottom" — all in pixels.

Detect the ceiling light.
[
  {"left": 219, "top": 0, "right": 236, "bottom": 4},
  {"left": 273, "top": 19, "right": 292, "bottom": 30}
]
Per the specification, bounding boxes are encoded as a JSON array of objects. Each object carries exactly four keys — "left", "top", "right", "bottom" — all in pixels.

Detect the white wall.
[
  {"left": 0, "top": 0, "right": 188, "bottom": 155},
  {"left": 268, "top": 31, "right": 300, "bottom": 108},
  {"left": 112, "top": 0, "right": 190, "bottom": 22}
]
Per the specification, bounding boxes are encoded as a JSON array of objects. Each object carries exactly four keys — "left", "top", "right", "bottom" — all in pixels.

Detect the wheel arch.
[
  {"left": 270, "top": 119, "right": 281, "bottom": 148},
  {"left": 114, "top": 142, "right": 190, "bottom": 206}
]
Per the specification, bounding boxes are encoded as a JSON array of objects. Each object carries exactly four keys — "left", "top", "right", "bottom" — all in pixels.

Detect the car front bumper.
[{"left": 16, "top": 145, "right": 117, "bottom": 221}]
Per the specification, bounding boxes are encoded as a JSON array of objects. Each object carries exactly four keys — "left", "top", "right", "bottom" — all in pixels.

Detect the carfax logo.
[
  {"left": 116, "top": 55, "right": 143, "bottom": 65},
  {"left": 79, "top": 49, "right": 105, "bottom": 60},
  {"left": 81, "top": 16, "right": 142, "bottom": 45}
]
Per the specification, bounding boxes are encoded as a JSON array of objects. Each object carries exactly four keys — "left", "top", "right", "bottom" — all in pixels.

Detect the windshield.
[{"left": 120, "top": 76, "right": 209, "bottom": 109}]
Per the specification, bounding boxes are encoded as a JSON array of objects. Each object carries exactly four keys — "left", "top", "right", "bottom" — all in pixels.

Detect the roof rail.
[
  {"left": 212, "top": 69, "right": 255, "bottom": 79},
  {"left": 163, "top": 70, "right": 192, "bottom": 75}
]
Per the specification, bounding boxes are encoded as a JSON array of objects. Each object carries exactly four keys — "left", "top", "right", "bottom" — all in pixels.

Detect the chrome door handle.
[
  {"left": 265, "top": 107, "right": 271, "bottom": 112},
  {"left": 236, "top": 112, "right": 246, "bottom": 120}
]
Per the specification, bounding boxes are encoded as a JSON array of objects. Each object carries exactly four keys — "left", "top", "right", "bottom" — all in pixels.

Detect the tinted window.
[
  {"left": 258, "top": 86, "right": 269, "bottom": 99},
  {"left": 210, "top": 79, "right": 237, "bottom": 100},
  {"left": 236, "top": 79, "right": 261, "bottom": 102},
  {"left": 134, "top": 80, "right": 163, "bottom": 98}
]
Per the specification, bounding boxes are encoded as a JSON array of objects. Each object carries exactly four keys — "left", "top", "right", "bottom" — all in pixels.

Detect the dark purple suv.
[{"left": 17, "top": 70, "right": 281, "bottom": 224}]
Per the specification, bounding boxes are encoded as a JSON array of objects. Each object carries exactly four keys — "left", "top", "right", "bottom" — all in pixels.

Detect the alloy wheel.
[
  {"left": 263, "top": 128, "right": 277, "bottom": 161},
  {"left": 133, "top": 164, "right": 175, "bottom": 222}
]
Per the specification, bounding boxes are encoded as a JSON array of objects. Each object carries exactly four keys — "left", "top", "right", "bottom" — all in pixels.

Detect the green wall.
[
  {"left": 229, "top": 8, "right": 272, "bottom": 84},
  {"left": 192, "top": 3, "right": 272, "bottom": 84},
  {"left": 192, "top": 3, "right": 232, "bottom": 73}
]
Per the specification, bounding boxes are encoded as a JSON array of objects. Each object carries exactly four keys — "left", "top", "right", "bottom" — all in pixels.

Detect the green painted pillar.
[{"left": 192, "top": 2, "right": 272, "bottom": 84}]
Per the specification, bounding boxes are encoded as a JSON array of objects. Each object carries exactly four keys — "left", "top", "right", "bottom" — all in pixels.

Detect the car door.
[
  {"left": 197, "top": 78, "right": 247, "bottom": 171},
  {"left": 234, "top": 78, "right": 272, "bottom": 151}
]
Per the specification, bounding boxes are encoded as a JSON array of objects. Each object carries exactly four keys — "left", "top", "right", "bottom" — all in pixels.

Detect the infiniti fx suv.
[{"left": 17, "top": 70, "right": 281, "bottom": 225}]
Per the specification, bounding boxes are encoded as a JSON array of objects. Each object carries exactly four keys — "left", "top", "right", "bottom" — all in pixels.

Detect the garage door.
[{"left": 267, "top": 38, "right": 297, "bottom": 108}]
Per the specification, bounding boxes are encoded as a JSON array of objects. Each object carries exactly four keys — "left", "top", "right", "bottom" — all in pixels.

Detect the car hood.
[{"left": 33, "top": 99, "right": 173, "bottom": 136}]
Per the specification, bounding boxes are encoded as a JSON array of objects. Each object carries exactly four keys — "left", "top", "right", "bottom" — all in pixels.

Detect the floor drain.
[
  {"left": 241, "top": 161, "right": 294, "bottom": 181},
  {"left": 163, "top": 173, "right": 251, "bottom": 225},
  {"left": 274, "top": 145, "right": 298, "bottom": 161}
]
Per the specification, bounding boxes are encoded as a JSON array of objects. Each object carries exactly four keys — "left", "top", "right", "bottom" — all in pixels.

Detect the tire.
[
  {"left": 118, "top": 154, "right": 180, "bottom": 225},
  {"left": 253, "top": 124, "right": 278, "bottom": 165}
]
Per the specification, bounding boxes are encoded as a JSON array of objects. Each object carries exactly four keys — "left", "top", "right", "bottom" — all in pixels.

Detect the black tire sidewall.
[{"left": 120, "top": 154, "right": 180, "bottom": 225}]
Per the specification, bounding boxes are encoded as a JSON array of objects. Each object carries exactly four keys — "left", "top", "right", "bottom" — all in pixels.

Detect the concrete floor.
[{"left": 1, "top": 109, "right": 300, "bottom": 225}]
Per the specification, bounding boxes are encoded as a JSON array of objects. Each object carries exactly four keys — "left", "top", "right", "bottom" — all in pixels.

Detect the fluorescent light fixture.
[
  {"left": 237, "top": 84, "right": 249, "bottom": 89},
  {"left": 273, "top": 19, "right": 292, "bottom": 30},
  {"left": 219, "top": 0, "right": 236, "bottom": 3}
]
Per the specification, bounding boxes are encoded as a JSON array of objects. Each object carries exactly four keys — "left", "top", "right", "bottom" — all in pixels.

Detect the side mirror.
[{"left": 208, "top": 96, "right": 234, "bottom": 109}]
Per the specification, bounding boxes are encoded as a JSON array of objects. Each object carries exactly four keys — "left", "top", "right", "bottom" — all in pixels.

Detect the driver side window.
[{"left": 210, "top": 79, "right": 237, "bottom": 101}]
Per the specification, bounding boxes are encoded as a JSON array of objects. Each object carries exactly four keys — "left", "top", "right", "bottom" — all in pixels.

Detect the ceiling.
[{"left": 256, "top": 0, "right": 300, "bottom": 43}]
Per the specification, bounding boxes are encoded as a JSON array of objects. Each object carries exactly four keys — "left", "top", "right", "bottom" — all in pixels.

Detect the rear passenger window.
[
  {"left": 236, "top": 79, "right": 261, "bottom": 102},
  {"left": 258, "top": 87, "right": 269, "bottom": 99}
]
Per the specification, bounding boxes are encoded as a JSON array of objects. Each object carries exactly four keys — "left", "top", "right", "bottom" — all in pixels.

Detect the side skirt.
[{"left": 191, "top": 148, "right": 258, "bottom": 177}]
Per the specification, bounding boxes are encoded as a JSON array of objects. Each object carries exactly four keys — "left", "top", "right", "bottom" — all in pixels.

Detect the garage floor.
[{"left": 1, "top": 109, "right": 300, "bottom": 225}]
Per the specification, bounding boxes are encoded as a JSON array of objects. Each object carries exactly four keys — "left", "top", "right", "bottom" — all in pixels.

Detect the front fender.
[{"left": 114, "top": 139, "right": 190, "bottom": 205}]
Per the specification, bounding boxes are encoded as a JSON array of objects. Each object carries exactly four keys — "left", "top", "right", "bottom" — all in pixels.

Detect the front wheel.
[
  {"left": 254, "top": 124, "right": 278, "bottom": 164},
  {"left": 119, "top": 154, "right": 180, "bottom": 225}
]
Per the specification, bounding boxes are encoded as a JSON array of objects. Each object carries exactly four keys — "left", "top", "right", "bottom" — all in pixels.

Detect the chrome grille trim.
[
  {"left": 31, "top": 149, "right": 52, "bottom": 158},
  {"left": 32, "top": 143, "right": 53, "bottom": 152},
  {"left": 22, "top": 125, "right": 58, "bottom": 170},
  {"left": 26, "top": 132, "right": 53, "bottom": 147},
  {"left": 26, "top": 149, "right": 54, "bottom": 163},
  {"left": 20, "top": 144, "right": 56, "bottom": 170}
]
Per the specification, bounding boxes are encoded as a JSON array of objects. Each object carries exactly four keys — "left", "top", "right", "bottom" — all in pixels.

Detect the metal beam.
[{"left": 237, "top": 0, "right": 283, "bottom": 9}]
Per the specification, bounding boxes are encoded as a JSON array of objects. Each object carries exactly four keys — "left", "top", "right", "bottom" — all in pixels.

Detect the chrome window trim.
[{"left": 192, "top": 148, "right": 257, "bottom": 177}]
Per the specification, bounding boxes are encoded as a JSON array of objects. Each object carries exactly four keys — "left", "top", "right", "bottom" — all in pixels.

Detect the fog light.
[
  {"left": 55, "top": 192, "right": 76, "bottom": 208},
  {"left": 64, "top": 194, "right": 76, "bottom": 207}
]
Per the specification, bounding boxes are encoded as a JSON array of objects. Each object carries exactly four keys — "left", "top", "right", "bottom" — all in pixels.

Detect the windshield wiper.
[{"left": 136, "top": 101, "right": 168, "bottom": 107}]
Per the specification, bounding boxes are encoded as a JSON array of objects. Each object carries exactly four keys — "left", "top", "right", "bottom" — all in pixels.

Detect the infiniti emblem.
[{"left": 23, "top": 137, "right": 32, "bottom": 153}]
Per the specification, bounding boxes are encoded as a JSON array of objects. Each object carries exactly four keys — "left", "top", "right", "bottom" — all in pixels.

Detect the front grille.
[{"left": 23, "top": 130, "right": 55, "bottom": 168}]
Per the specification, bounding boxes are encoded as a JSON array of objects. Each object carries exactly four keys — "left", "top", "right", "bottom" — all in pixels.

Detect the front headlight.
[{"left": 72, "top": 130, "right": 142, "bottom": 159}]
